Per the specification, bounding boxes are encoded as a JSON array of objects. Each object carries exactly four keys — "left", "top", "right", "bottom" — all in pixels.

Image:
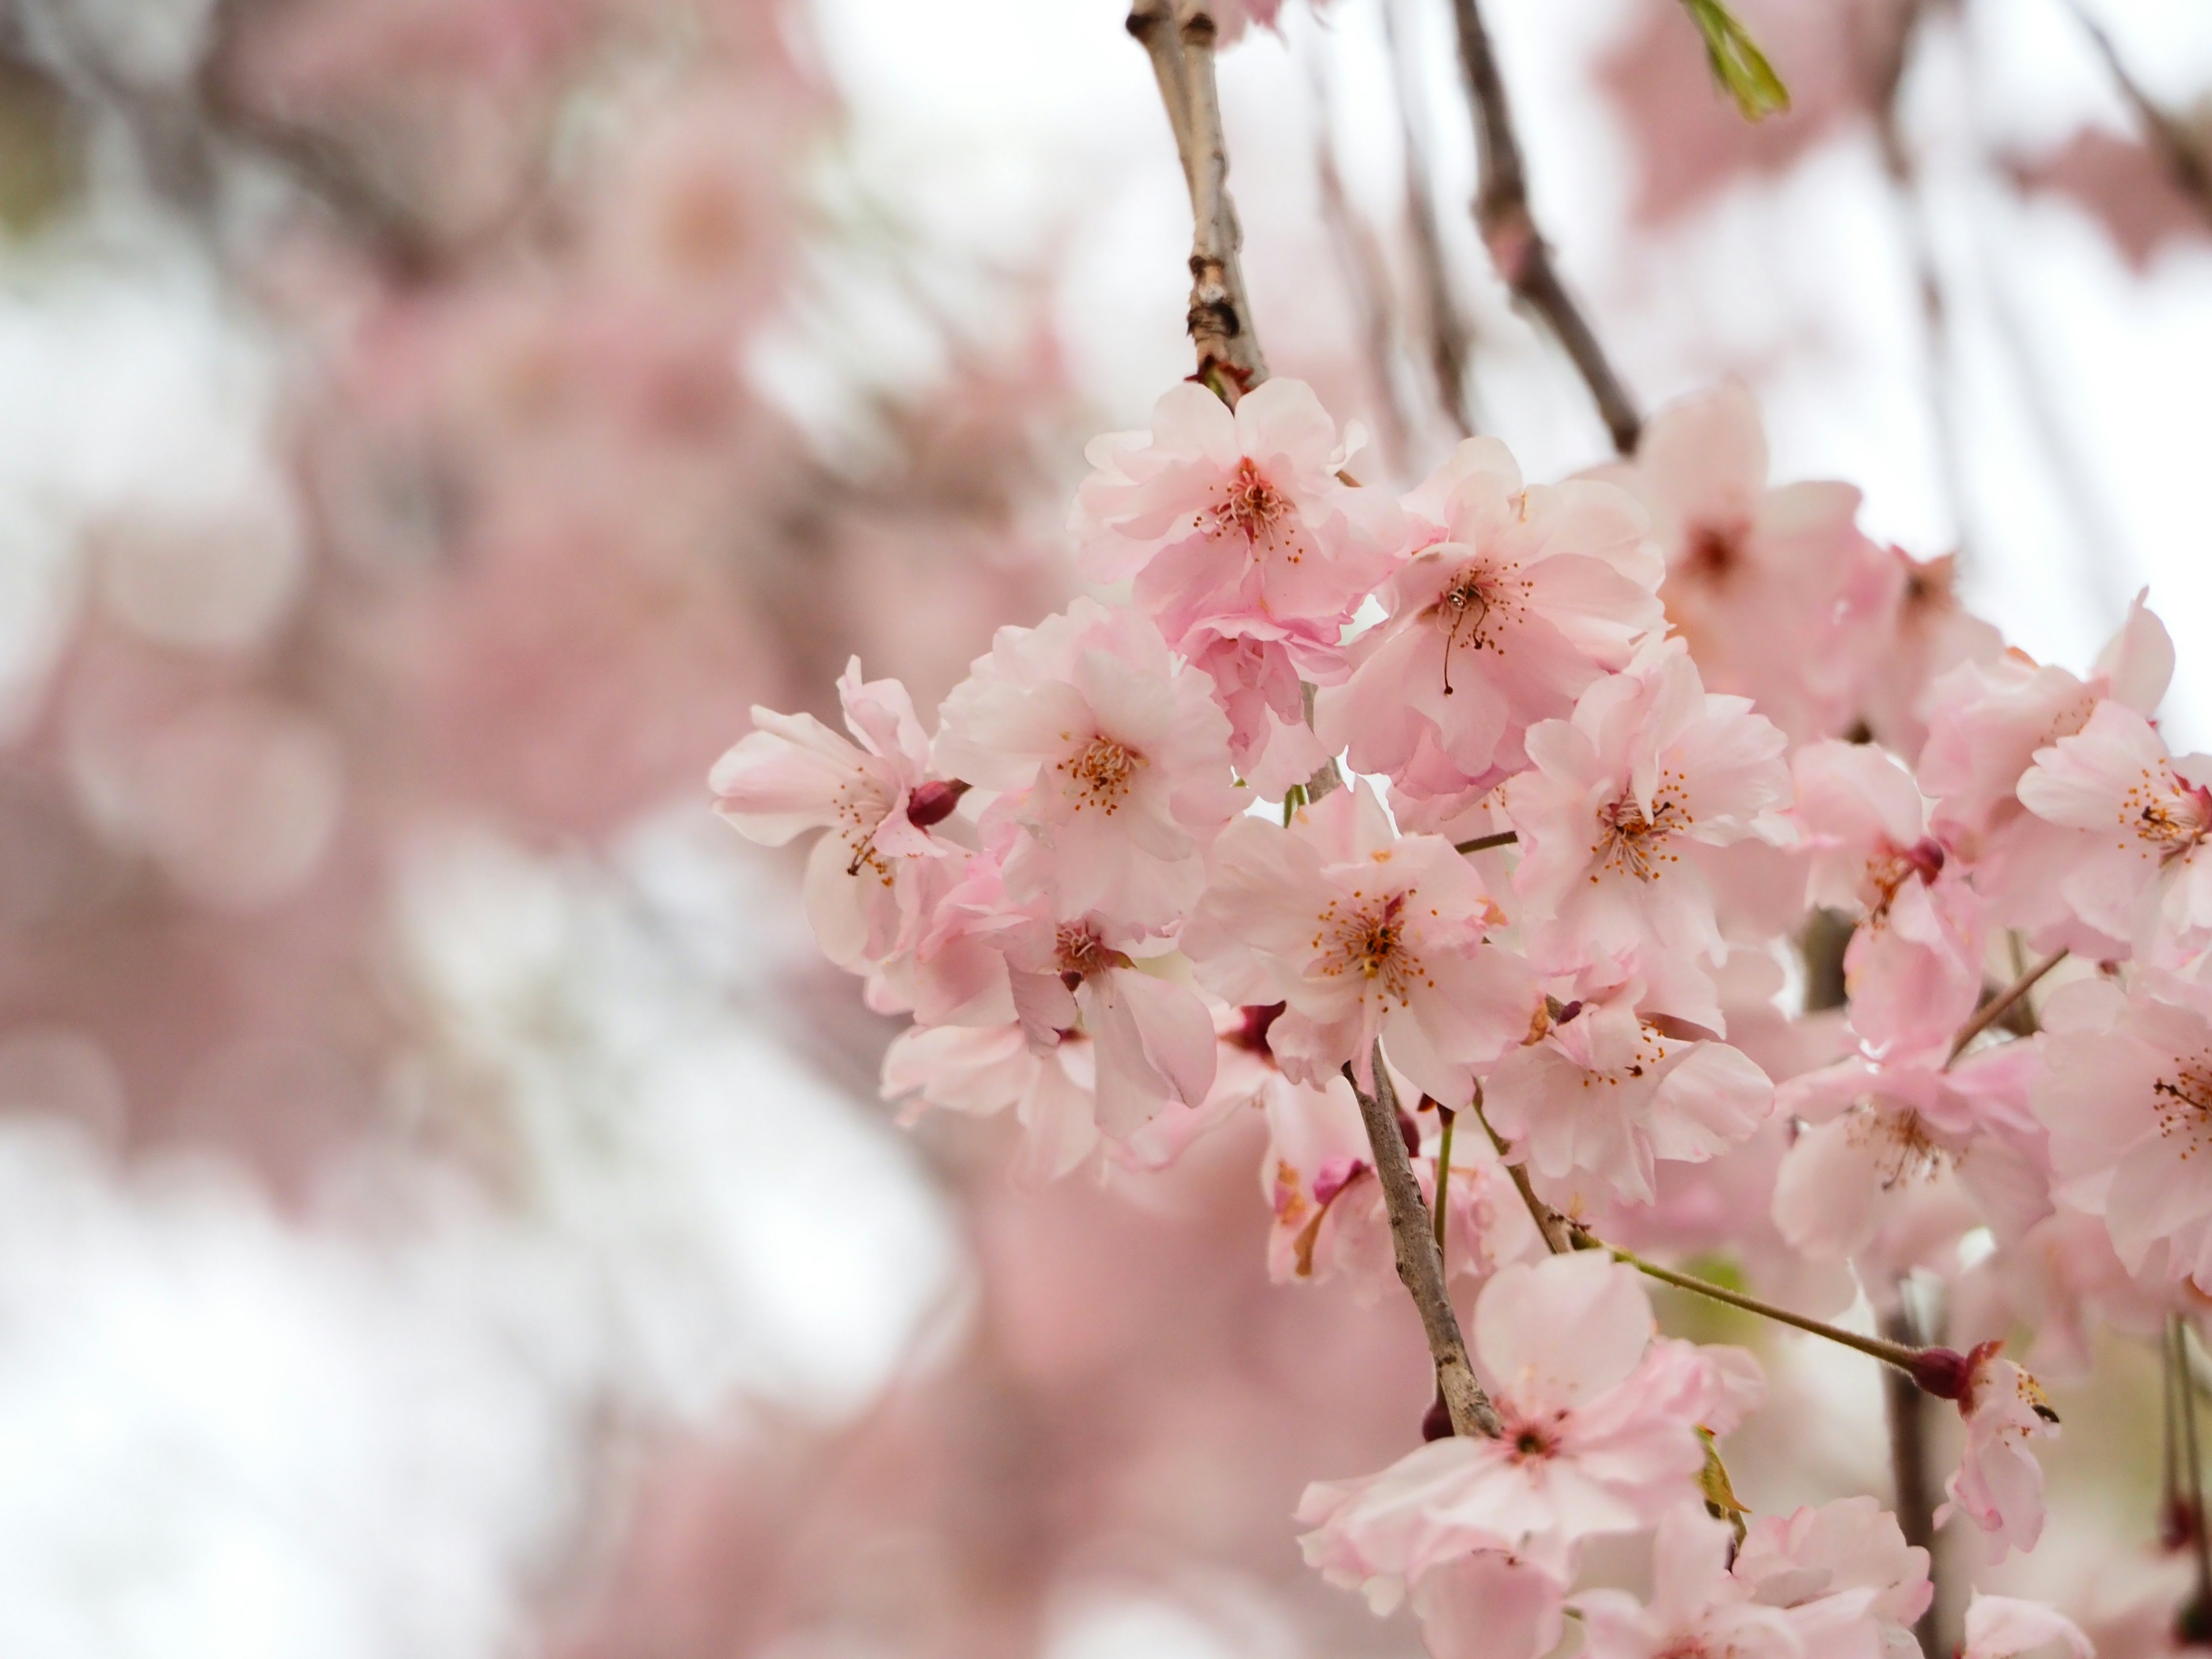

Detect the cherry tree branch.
[
  {"left": 1447, "top": 0, "right": 1641, "bottom": 453},
  {"left": 2066, "top": 0, "right": 2212, "bottom": 230},
  {"left": 1343, "top": 1051, "right": 1503, "bottom": 1438},
  {"left": 1384, "top": 0, "right": 1475, "bottom": 436},
  {"left": 1882, "top": 1301, "right": 1944, "bottom": 1657},
  {"left": 1944, "top": 947, "right": 2065, "bottom": 1066},
  {"left": 1127, "top": 1, "right": 1268, "bottom": 400}
]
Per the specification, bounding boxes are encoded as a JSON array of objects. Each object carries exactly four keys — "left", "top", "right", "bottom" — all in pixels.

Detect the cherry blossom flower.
[
  {"left": 1856, "top": 550, "right": 2005, "bottom": 759},
  {"left": 1961, "top": 1593, "right": 2093, "bottom": 1659},
  {"left": 1771, "top": 1040, "right": 2040, "bottom": 1263},
  {"left": 881, "top": 1021, "right": 1104, "bottom": 1185},
  {"left": 2033, "top": 974, "right": 2212, "bottom": 1291},
  {"left": 2016, "top": 699, "right": 2212, "bottom": 962},
  {"left": 1574, "top": 1504, "right": 1804, "bottom": 1659},
  {"left": 1933, "top": 1343, "right": 2062, "bottom": 1563},
  {"left": 1184, "top": 779, "right": 1536, "bottom": 1104},
  {"left": 1481, "top": 975, "right": 1774, "bottom": 1209},
  {"left": 1594, "top": 380, "right": 1892, "bottom": 743},
  {"left": 1409, "top": 1550, "right": 1566, "bottom": 1659},
  {"left": 1730, "top": 1495, "right": 1933, "bottom": 1658},
  {"left": 1295, "top": 1253, "right": 1760, "bottom": 1597},
  {"left": 710, "top": 658, "right": 968, "bottom": 977},
  {"left": 934, "top": 597, "right": 1240, "bottom": 931},
  {"left": 1317, "top": 436, "right": 1660, "bottom": 813},
  {"left": 1504, "top": 635, "right": 1791, "bottom": 1024},
  {"left": 1071, "top": 377, "right": 1401, "bottom": 646}
]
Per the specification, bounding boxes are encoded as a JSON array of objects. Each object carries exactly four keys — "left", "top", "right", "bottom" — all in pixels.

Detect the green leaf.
[{"left": 1682, "top": 0, "right": 1792, "bottom": 122}]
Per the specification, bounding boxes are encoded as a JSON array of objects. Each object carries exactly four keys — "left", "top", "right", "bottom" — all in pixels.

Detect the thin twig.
[
  {"left": 1129, "top": 1, "right": 1269, "bottom": 399},
  {"left": 1882, "top": 1300, "right": 1942, "bottom": 1658},
  {"left": 1472, "top": 1089, "right": 1574, "bottom": 1255},
  {"left": 2065, "top": 1, "right": 2212, "bottom": 232},
  {"left": 1447, "top": 0, "right": 1640, "bottom": 453},
  {"left": 1384, "top": 0, "right": 1474, "bottom": 436},
  {"left": 1343, "top": 1050, "right": 1502, "bottom": 1438},
  {"left": 1432, "top": 1105, "right": 1457, "bottom": 1258},
  {"left": 1454, "top": 830, "right": 1517, "bottom": 854},
  {"left": 1943, "top": 948, "right": 2066, "bottom": 1066},
  {"left": 1598, "top": 1240, "right": 1929, "bottom": 1373}
]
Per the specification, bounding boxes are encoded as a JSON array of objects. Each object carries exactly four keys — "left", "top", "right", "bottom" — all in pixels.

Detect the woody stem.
[
  {"left": 1343, "top": 1049, "right": 1502, "bottom": 1438},
  {"left": 1433, "top": 1105, "right": 1456, "bottom": 1259},
  {"left": 1944, "top": 948, "right": 2066, "bottom": 1067},
  {"left": 1454, "top": 830, "right": 1518, "bottom": 854},
  {"left": 1590, "top": 1239, "right": 1930, "bottom": 1375}
]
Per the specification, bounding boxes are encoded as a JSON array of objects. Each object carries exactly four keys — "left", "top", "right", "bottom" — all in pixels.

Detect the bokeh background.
[{"left": 2, "top": 0, "right": 2210, "bottom": 1654}]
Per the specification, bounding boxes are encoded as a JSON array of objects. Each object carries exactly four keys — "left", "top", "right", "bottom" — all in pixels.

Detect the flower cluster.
[{"left": 714, "top": 377, "right": 2198, "bottom": 1652}]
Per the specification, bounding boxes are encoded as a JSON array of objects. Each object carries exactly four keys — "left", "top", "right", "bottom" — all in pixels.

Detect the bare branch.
[
  {"left": 1128, "top": 1, "right": 1268, "bottom": 399},
  {"left": 1343, "top": 1051, "right": 1502, "bottom": 1438},
  {"left": 2066, "top": 0, "right": 2212, "bottom": 231},
  {"left": 1882, "top": 1302, "right": 1943, "bottom": 1657},
  {"left": 1944, "top": 948, "right": 2065, "bottom": 1067},
  {"left": 1384, "top": 0, "right": 1474, "bottom": 436},
  {"left": 1447, "top": 0, "right": 1641, "bottom": 453}
]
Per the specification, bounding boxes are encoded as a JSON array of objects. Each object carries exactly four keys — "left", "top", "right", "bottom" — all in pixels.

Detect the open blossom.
[
  {"left": 1505, "top": 635, "right": 1791, "bottom": 1025},
  {"left": 1730, "top": 1495, "right": 1933, "bottom": 1658},
  {"left": 1296, "top": 1253, "right": 1761, "bottom": 1599},
  {"left": 1961, "top": 1593, "right": 2093, "bottom": 1659},
  {"left": 881, "top": 1021, "right": 1105, "bottom": 1185},
  {"left": 710, "top": 658, "right": 968, "bottom": 977},
  {"left": 2016, "top": 699, "right": 2212, "bottom": 962},
  {"left": 933, "top": 597, "right": 1239, "bottom": 931},
  {"left": 1934, "top": 1343, "right": 2062, "bottom": 1563},
  {"left": 1482, "top": 974, "right": 1774, "bottom": 1210},
  {"left": 1184, "top": 780, "right": 1535, "bottom": 1104},
  {"left": 1317, "top": 436, "right": 1661, "bottom": 813},
  {"left": 1409, "top": 1550, "right": 1566, "bottom": 1659},
  {"left": 1791, "top": 739, "right": 1983, "bottom": 1056},
  {"left": 1070, "top": 377, "right": 1401, "bottom": 645},
  {"left": 1575, "top": 1505, "right": 1805, "bottom": 1659},
  {"left": 2033, "top": 975, "right": 2212, "bottom": 1291},
  {"left": 1596, "top": 380, "right": 1891, "bottom": 743},
  {"left": 1771, "top": 1040, "right": 2040, "bottom": 1262}
]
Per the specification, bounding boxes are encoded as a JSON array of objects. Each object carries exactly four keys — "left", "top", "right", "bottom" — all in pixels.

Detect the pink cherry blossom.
[
  {"left": 934, "top": 597, "right": 1240, "bottom": 931},
  {"left": 1961, "top": 1593, "right": 2093, "bottom": 1659},
  {"left": 1595, "top": 379, "right": 1892, "bottom": 743},
  {"left": 1481, "top": 977, "right": 1774, "bottom": 1209},
  {"left": 2033, "top": 975, "right": 2212, "bottom": 1291},
  {"left": 1184, "top": 780, "right": 1536, "bottom": 1104},
  {"left": 710, "top": 658, "right": 967, "bottom": 977},
  {"left": 1317, "top": 436, "right": 1661, "bottom": 812},
  {"left": 1936, "top": 1343, "right": 2061, "bottom": 1563},
  {"left": 881, "top": 1021, "right": 1105, "bottom": 1185},
  {"left": 1857, "top": 550, "right": 2005, "bottom": 760},
  {"left": 1071, "top": 377, "right": 1402, "bottom": 646},
  {"left": 1730, "top": 1495, "right": 1933, "bottom": 1659},
  {"left": 1504, "top": 636, "right": 1791, "bottom": 1022},
  {"left": 1574, "top": 1504, "right": 1804, "bottom": 1659},
  {"left": 2016, "top": 699, "right": 2212, "bottom": 962},
  {"left": 1409, "top": 1550, "right": 1566, "bottom": 1659},
  {"left": 1295, "top": 1253, "right": 1760, "bottom": 1596}
]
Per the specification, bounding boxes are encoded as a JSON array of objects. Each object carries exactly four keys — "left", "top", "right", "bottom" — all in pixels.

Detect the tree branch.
[
  {"left": 1385, "top": 0, "right": 1475, "bottom": 436},
  {"left": 1343, "top": 1050, "right": 1502, "bottom": 1438},
  {"left": 1447, "top": 0, "right": 1640, "bottom": 453},
  {"left": 1882, "top": 1302, "right": 1943, "bottom": 1658},
  {"left": 2065, "top": 0, "right": 2212, "bottom": 231},
  {"left": 1944, "top": 948, "right": 2065, "bottom": 1066},
  {"left": 1128, "top": 1, "right": 1268, "bottom": 400}
]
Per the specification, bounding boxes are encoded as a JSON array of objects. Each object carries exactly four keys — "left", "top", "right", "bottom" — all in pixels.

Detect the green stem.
[
  {"left": 1433, "top": 1108, "right": 1456, "bottom": 1259},
  {"left": 1592, "top": 1238, "right": 1926, "bottom": 1374}
]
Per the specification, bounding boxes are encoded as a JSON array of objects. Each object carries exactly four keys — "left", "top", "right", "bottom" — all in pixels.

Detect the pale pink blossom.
[
  {"left": 2032, "top": 975, "right": 2212, "bottom": 1291},
  {"left": 710, "top": 658, "right": 967, "bottom": 976},
  {"left": 1295, "top": 1253, "right": 1760, "bottom": 1596},
  {"left": 1730, "top": 1495, "right": 1933, "bottom": 1659},
  {"left": 1596, "top": 380, "right": 1892, "bottom": 743},
  {"left": 934, "top": 597, "right": 1240, "bottom": 931},
  {"left": 1482, "top": 976, "right": 1774, "bottom": 1209},
  {"left": 1185, "top": 780, "right": 1535, "bottom": 1103},
  {"left": 2016, "top": 699, "right": 2212, "bottom": 961},
  {"left": 1317, "top": 436, "right": 1661, "bottom": 810},
  {"left": 1071, "top": 378, "right": 1402, "bottom": 646},
  {"left": 1962, "top": 1593, "right": 2094, "bottom": 1659},
  {"left": 881, "top": 1021, "right": 1104, "bottom": 1185},
  {"left": 1177, "top": 615, "right": 1334, "bottom": 794},
  {"left": 1857, "top": 550, "right": 2005, "bottom": 760},
  {"left": 1505, "top": 636, "right": 1791, "bottom": 1022},
  {"left": 1409, "top": 1550, "right": 1566, "bottom": 1659},
  {"left": 1574, "top": 1504, "right": 1804, "bottom": 1659},
  {"left": 1771, "top": 1041, "right": 2041, "bottom": 1262},
  {"left": 1936, "top": 1344, "right": 2061, "bottom": 1563}
]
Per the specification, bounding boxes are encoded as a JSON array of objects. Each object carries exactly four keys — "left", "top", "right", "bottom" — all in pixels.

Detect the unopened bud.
[
  {"left": 906, "top": 778, "right": 971, "bottom": 829},
  {"left": 1907, "top": 1345, "right": 1975, "bottom": 1402},
  {"left": 1230, "top": 1002, "right": 1285, "bottom": 1054},
  {"left": 1421, "top": 1387, "right": 1454, "bottom": 1441}
]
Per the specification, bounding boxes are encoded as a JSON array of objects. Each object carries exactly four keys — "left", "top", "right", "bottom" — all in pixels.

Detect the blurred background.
[{"left": 0, "top": 0, "right": 2207, "bottom": 1654}]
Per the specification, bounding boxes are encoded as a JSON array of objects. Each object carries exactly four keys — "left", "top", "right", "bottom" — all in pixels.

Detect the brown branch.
[
  {"left": 1448, "top": 0, "right": 1640, "bottom": 453},
  {"left": 1128, "top": 1, "right": 1268, "bottom": 399},
  {"left": 2066, "top": 0, "right": 2212, "bottom": 231},
  {"left": 1472, "top": 1088, "right": 1574, "bottom": 1255},
  {"left": 1343, "top": 1050, "right": 1502, "bottom": 1438},
  {"left": 1943, "top": 948, "right": 2065, "bottom": 1066},
  {"left": 1882, "top": 1302, "right": 1943, "bottom": 1658},
  {"left": 1384, "top": 0, "right": 1475, "bottom": 436}
]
